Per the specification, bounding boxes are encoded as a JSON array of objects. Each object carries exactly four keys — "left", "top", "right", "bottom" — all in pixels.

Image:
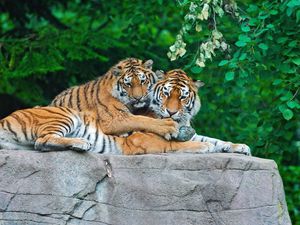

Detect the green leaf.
[
  {"left": 291, "top": 58, "right": 300, "bottom": 65},
  {"left": 238, "top": 34, "right": 251, "bottom": 42},
  {"left": 239, "top": 53, "right": 247, "bottom": 61},
  {"left": 288, "top": 40, "right": 297, "bottom": 47},
  {"left": 287, "top": 0, "right": 300, "bottom": 8},
  {"left": 225, "top": 72, "right": 235, "bottom": 81},
  {"left": 229, "top": 62, "right": 237, "bottom": 69},
  {"left": 279, "top": 104, "right": 287, "bottom": 113},
  {"left": 190, "top": 66, "right": 203, "bottom": 74},
  {"left": 241, "top": 26, "right": 250, "bottom": 32},
  {"left": 280, "top": 91, "right": 293, "bottom": 101},
  {"left": 258, "top": 43, "right": 268, "bottom": 50},
  {"left": 282, "top": 109, "right": 294, "bottom": 120},
  {"left": 253, "top": 51, "right": 262, "bottom": 61},
  {"left": 233, "top": 50, "right": 241, "bottom": 58},
  {"left": 277, "top": 37, "right": 288, "bottom": 44},
  {"left": 258, "top": 13, "right": 269, "bottom": 20},
  {"left": 269, "top": 10, "right": 278, "bottom": 15},
  {"left": 272, "top": 79, "right": 282, "bottom": 85},
  {"left": 235, "top": 40, "right": 247, "bottom": 47},
  {"left": 287, "top": 101, "right": 299, "bottom": 109},
  {"left": 247, "top": 4, "right": 258, "bottom": 13},
  {"left": 297, "top": 9, "right": 300, "bottom": 23},
  {"left": 287, "top": 7, "right": 293, "bottom": 16},
  {"left": 279, "top": 64, "right": 295, "bottom": 73},
  {"left": 218, "top": 60, "right": 228, "bottom": 66},
  {"left": 254, "top": 28, "right": 268, "bottom": 37},
  {"left": 248, "top": 18, "right": 258, "bottom": 26}
]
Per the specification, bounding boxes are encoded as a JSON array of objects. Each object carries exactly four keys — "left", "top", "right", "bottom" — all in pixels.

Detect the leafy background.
[{"left": 0, "top": 0, "right": 299, "bottom": 223}]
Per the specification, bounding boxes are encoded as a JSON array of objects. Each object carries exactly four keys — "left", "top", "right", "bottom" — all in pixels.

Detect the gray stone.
[
  {"left": 176, "top": 126, "right": 196, "bottom": 141},
  {"left": 0, "top": 150, "right": 291, "bottom": 225}
]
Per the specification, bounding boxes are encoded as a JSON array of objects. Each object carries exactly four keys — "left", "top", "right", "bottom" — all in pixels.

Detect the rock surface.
[{"left": 0, "top": 150, "right": 291, "bottom": 225}]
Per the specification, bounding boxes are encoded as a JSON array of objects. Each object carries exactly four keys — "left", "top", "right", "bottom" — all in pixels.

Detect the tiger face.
[
  {"left": 150, "top": 69, "right": 204, "bottom": 126},
  {"left": 112, "top": 58, "right": 158, "bottom": 109}
]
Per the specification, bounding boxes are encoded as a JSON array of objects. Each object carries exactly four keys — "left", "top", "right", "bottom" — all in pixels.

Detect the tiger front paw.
[
  {"left": 220, "top": 142, "right": 251, "bottom": 156},
  {"left": 215, "top": 142, "right": 232, "bottom": 153},
  {"left": 155, "top": 118, "right": 179, "bottom": 140},
  {"left": 69, "top": 138, "right": 92, "bottom": 152},
  {"left": 231, "top": 143, "right": 251, "bottom": 156}
]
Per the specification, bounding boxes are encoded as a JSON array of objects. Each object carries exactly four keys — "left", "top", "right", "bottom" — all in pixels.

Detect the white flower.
[
  {"left": 214, "top": 39, "right": 220, "bottom": 48},
  {"left": 196, "top": 23, "right": 202, "bottom": 32},
  {"left": 178, "top": 47, "right": 187, "bottom": 57},
  {"left": 189, "top": 2, "right": 198, "bottom": 12},
  {"left": 169, "top": 45, "right": 176, "bottom": 52},
  {"left": 196, "top": 58, "right": 206, "bottom": 67},
  {"left": 221, "top": 42, "right": 228, "bottom": 51},
  {"left": 201, "top": 4, "right": 210, "bottom": 20},
  {"left": 212, "top": 30, "right": 223, "bottom": 40}
]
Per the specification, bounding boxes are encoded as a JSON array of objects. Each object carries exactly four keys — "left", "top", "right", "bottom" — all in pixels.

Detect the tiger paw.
[
  {"left": 215, "top": 142, "right": 232, "bottom": 153},
  {"left": 231, "top": 143, "right": 251, "bottom": 156},
  {"left": 69, "top": 138, "right": 92, "bottom": 152},
  {"left": 175, "top": 126, "right": 196, "bottom": 142},
  {"left": 155, "top": 118, "right": 178, "bottom": 140}
]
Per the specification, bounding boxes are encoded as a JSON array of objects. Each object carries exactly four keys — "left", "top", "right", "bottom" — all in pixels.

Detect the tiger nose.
[
  {"left": 133, "top": 96, "right": 142, "bottom": 101},
  {"left": 166, "top": 109, "right": 177, "bottom": 116}
]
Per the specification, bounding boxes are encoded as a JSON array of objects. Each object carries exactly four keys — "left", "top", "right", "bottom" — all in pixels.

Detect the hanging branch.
[{"left": 168, "top": 0, "right": 241, "bottom": 67}]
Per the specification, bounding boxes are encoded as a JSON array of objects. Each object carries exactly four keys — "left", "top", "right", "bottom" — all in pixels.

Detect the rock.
[
  {"left": 0, "top": 150, "right": 291, "bottom": 225},
  {"left": 176, "top": 126, "right": 196, "bottom": 141}
]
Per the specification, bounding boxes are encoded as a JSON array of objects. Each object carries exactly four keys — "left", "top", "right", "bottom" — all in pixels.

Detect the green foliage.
[
  {"left": 0, "top": 0, "right": 299, "bottom": 223},
  {"left": 0, "top": 0, "right": 181, "bottom": 105},
  {"left": 280, "top": 166, "right": 300, "bottom": 224},
  {"left": 169, "top": 0, "right": 299, "bottom": 222}
]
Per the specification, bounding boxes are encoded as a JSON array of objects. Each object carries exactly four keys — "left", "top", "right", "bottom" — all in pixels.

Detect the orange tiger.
[
  {"left": 50, "top": 58, "right": 178, "bottom": 140},
  {"left": 150, "top": 69, "right": 251, "bottom": 155},
  {"left": 0, "top": 106, "right": 214, "bottom": 154}
]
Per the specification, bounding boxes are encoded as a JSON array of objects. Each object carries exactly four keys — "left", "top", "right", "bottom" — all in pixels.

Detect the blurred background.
[{"left": 0, "top": 0, "right": 299, "bottom": 223}]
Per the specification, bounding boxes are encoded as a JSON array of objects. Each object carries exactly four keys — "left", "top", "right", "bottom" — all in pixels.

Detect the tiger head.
[
  {"left": 150, "top": 69, "right": 204, "bottom": 126},
  {"left": 111, "top": 58, "right": 159, "bottom": 109}
]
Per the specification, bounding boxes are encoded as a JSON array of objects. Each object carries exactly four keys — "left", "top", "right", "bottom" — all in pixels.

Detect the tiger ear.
[
  {"left": 143, "top": 59, "right": 153, "bottom": 69},
  {"left": 155, "top": 70, "right": 165, "bottom": 80},
  {"left": 194, "top": 80, "right": 205, "bottom": 89},
  {"left": 112, "top": 66, "right": 122, "bottom": 76}
]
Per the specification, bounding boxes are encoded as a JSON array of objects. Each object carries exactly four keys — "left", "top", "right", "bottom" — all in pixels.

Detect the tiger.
[
  {"left": 0, "top": 106, "right": 214, "bottom": 154},
  {"left": 50, "top": 58, "right": 178, "bottom": 140},
  {"left": 150, "top": 69, "right": 251, "bottom": 155}
]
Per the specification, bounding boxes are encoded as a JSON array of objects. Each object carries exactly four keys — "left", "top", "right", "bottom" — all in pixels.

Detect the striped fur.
[
  {"left": 150, "top": 69, "right": 251, "bottom": 155},
  {"left": 51, "top": 58, "right": 157, "bottom": 111},
  {"left": 0, "top": 107, "right": 121, "bottom": 153},
  {"left": 50, "top": 58, "right": 178, "bottom": 139},
  {"left": 0, "top": 107, "right": 214, "bottom": 154},
  {"left": 150, "top": 69, "right": 203, "bottom": 126}
]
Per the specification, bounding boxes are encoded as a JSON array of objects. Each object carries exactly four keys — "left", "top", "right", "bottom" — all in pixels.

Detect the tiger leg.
[
  {"left": 34, "top": 134, "right": 92, "bottom": 152},
  {"left": 192, "top": 134, "right": 251, "bottom": 155},
  {"left": 101, "top": 115, "right": 179, "bottom": 140},
  {"left": 119, "top": 132, "right": 214, "bottom": 155}
]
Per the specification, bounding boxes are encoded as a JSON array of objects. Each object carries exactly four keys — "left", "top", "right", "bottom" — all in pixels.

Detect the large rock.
[{"left": 0, "top": 150, "right": 291, "bottom": 225}]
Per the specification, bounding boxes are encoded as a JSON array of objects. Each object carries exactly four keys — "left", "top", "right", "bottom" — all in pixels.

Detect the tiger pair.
[{"left": 0, "top": 58, "right": 250, "bottom": 155}]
